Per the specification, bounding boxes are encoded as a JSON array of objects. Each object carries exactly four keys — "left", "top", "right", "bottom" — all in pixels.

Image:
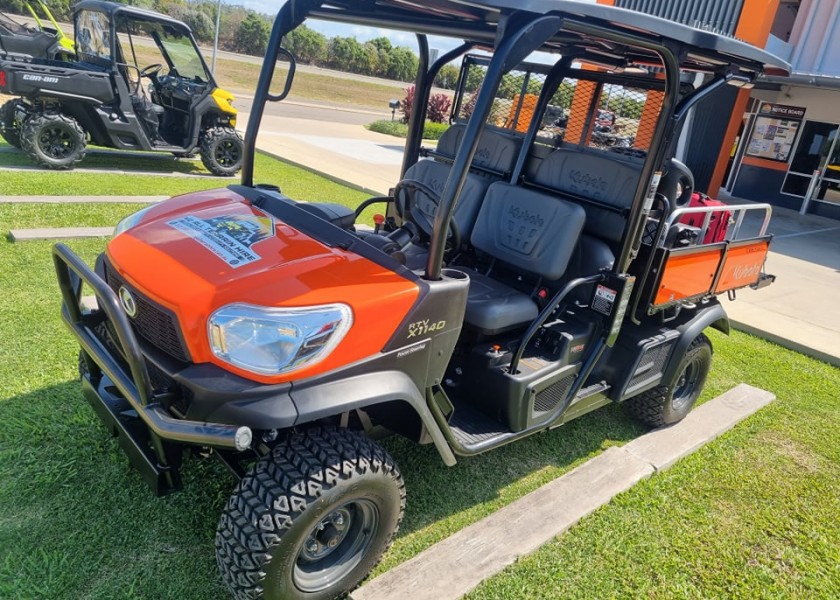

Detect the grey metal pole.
[
  {"left": 800, "top": 169, "right": 821, "bottom": 215},
  {"left": 212, "top": 0, "right": 222, "bottom": 74}
]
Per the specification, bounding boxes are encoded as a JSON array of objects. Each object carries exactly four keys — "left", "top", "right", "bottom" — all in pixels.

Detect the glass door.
[
  {"left": 781, "top": 120, "right": 839, "bottom": 197},
  {"left": 820, "top": 129, "right": 840, "bottom": 205}
]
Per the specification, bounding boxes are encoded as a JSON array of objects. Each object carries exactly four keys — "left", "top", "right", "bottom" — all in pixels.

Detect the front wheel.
[
  {"left": 200, "top": 126, "right": 243, "bottom": 176},
  {"left": 216, "top": 428, "right": 405, "bottom": 600},
  {"left": 626, "top": 333, "right": 712, "bottom": 427},
  {"left": 20, "top": 111, "right": 87, "bottom": 169}
]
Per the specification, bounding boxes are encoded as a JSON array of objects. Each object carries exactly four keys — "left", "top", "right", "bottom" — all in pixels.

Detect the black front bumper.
[{"left": 53, "top": 243, "right": 255, "bottom": 494}]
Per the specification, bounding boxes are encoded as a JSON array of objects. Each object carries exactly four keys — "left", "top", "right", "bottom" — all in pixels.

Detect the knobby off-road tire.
[
  {"left": 20, "top": 111, "right": 87, "bottom": 169},
  {"left": 0, "top": 99, "right": 25, "bottom": 149},
  {"left": 216, "top": 428, "right": 405, "bottom": 600},
  {"left": 627, "top": 333, "right": 712, "bottom": 427},
  {"left": 200, "top": 126, "right": 243, "bottom": 176}
]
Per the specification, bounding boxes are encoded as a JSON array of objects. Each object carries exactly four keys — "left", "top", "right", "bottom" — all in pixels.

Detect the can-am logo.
[{"left": 22, "top": 74, "right": 60, "bottom": 84}]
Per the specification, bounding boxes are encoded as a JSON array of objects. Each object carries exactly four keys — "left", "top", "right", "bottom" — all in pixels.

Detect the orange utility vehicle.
[{"left": 53, "top": 2, "right": 788, "bottom": 599}]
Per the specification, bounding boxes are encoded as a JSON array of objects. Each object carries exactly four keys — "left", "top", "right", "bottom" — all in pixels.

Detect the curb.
[
  {"left": 729, "top": 319, "right": 840, "bottom": 368},
  {"left": 0, "top": 165, "right": 217, "bottom": 179},
  {"left": 9, "top": 227, "right": 112, "bottom": 241},
  {"left": 1, "top": 196, "right": 165, "bottom": 204},
  {"left": 352, "top": 383, "right": 775, "bottom": 600}
]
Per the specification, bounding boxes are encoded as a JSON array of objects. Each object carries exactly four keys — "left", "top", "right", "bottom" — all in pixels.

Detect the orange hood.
[{"left": 107, "top": 188, "right": 419, "bottom": 383}]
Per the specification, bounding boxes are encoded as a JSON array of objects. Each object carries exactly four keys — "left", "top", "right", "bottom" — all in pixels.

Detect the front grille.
[
  {"left": 105, "top": 262, "right": 190, "bottom": 362},
  {"left": 533, "top": 375, "right": 575, "bottom": 415}
]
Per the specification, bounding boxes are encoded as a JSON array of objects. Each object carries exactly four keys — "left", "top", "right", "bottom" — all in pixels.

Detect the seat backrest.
[
  {"left": 470, "top": 182, "right": 586, "bottom": 281},
  {"left": 532, "top": 149, "right": 640, "bottom": 243},
  {"left": 401, "top": 124, "right": 523, "bottom": 241}
]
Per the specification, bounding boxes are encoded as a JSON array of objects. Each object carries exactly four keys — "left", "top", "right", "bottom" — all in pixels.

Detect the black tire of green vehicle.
[
  {"left": 216, "top": 428, "right": 405, "bottom": 600},
  {"left": 0, "top": 99, "right": 24, "bottom": 149},
  {"left": 20, "top": 112, "right": 86, "bottom": 169},
  {"left": 626, "top": 333, "right": 712, "bottom": 427},
  {"left": 200, "top": 126, "right": 243, "bottom": 176}
]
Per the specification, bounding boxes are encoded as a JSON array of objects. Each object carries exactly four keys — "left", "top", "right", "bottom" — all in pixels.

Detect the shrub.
[
  {"left": 400, "top": 85, "right": 415, "bottom": 123},
  {"left": 427, "top": 93, "right": 452, "bottom": 124},
  {"left": 366, "top": 119, "right": 449, "bottom": 141},
  {"left": 422, "top": 121, "right": 450, "bottom": 140}
]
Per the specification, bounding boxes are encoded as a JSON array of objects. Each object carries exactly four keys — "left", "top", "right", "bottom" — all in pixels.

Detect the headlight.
[
  {"left": 114, "top": 205, "right": 156, "bottom": 236},
  {"left": 208, "top": 303, "right": 352, "bottom": 376}
]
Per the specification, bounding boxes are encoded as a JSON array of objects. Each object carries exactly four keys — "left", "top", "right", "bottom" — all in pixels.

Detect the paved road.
[{"left": 235, "top": 94, "right": 390, "bottom": 126}]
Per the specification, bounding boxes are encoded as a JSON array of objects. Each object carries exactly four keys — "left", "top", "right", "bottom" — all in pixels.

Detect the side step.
[
  {"left": 81, "top": 374, "right": 182, "bottom": 496},
  {"left": 446, "top": 381, "right": 611, "bottom": 454}
]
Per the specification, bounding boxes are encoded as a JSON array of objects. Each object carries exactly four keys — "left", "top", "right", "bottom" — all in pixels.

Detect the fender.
[
  {"left": 661, "top": 302, "right": 729, "bottom": 384},
  {"left": 291, "top": 370, "right": 457, "bottom": 466}
]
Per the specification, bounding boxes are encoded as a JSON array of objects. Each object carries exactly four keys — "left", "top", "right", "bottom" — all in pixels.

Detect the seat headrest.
[
  {"left": 533, "top": 150, "right": 639, "bottom": 210},
  {"left": 436, "top": 123, "right": 522, "bottom": 175}
]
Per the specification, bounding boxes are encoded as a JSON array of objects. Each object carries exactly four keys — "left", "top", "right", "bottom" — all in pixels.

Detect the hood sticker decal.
[{"left": 168, "top": 214, "right": 275, "bottom": 268}]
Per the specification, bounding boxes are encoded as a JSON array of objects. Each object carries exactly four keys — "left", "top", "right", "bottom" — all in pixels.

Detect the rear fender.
[{"left": 661, "top": 303, "right": 729, "bottom": 384}]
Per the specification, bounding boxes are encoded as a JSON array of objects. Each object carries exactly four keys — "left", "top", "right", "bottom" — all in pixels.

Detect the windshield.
[
  {"left": 156, "top": 30, "right": 209, "bottom": 82},
  {"left": 114, "top": 16, "right": 209, "bottom": 83}
]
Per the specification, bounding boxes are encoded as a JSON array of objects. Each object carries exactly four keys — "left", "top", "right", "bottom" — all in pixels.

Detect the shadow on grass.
[
  {"left": 0, "top": 145, "right": 212, "bottom": 176},
  {"left": 0, "top": 379, "right": 646, "bottom": 598}
]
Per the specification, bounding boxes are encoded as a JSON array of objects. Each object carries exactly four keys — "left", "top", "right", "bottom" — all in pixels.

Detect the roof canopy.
[{"left": 309, "top": 0, "right": 790, "bottom": 77}]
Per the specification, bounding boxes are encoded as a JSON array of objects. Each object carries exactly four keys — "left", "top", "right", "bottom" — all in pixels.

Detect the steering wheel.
[
  {"left": 393, "top": 179, "right": 461, "bottom": 251},
  {"left": 139, "top": 63, "right": 164, "bottom": 79}
]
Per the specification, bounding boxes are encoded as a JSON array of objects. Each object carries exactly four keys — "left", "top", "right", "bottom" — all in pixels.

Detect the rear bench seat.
[
  {"left": 457, "top": 149, "right": 642, "bottom": 333},
  {"left": 399, "top": 124, "right": 523, "bottom": 267}
]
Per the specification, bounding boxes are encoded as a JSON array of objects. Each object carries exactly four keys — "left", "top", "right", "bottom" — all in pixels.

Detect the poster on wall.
[{"left": 745, "top": 103, "right": 807, "bottom": 162}]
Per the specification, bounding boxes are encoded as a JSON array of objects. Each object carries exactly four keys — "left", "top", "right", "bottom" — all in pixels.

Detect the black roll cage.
[{"left": 242, "top": 0, "right": 789, "bottom": 282}]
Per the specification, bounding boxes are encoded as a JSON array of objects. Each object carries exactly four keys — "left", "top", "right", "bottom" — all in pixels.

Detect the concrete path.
[
  {"left": 717, "top": 194, "right": 840, "bottom": 367},
  {"left": 352, "top": 384, "right": 775, "bottom": 600},
  {"left": 245, "top": 111, "right": 404, "bottom": 195}
]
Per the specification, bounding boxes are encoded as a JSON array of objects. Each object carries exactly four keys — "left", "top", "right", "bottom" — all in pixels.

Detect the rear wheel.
[
  {"left": 0, "top": 99, "right": 25, "bottom": 149},
  {"left": 200, "top": 126, "right": 243, "bottom": 176},
  {"left": 216, "top": 428, "right": 405, "bottom": 600},
  {"left": 20, "top": 111, "right": 86, "bottom": 169},
  {"left": 627, "top": 333, "right": 712, "bottom": 427}
]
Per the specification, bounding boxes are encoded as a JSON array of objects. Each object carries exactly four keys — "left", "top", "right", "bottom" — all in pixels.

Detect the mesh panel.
[
  {"left": 628, "top": 340, "right": 675, "bottom": 391},
  {"left": 455, "top": 60, "right": 549, "bottom": 133},
  {"left": 562, "top": 78, "right": 661, "bottom": 156},
  {"left": 455, "top": 56, "right": 664, "bottom": 158},
  {"left": 533, "top": 374, "right": 575, "bottom": 414}
]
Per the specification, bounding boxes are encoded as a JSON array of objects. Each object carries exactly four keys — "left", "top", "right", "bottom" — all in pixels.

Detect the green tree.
[
  {"left": 384, "top": 46, "right": 418, "bottom": 82},
  {"left": 284, "top": 25, "right": 327, "bottom": 65},
  {"left": 234, "top": 13, "right": 270, "bottom": 56},
  {"left": 434, "top": 64, "right": 460, "bottom": 89}
]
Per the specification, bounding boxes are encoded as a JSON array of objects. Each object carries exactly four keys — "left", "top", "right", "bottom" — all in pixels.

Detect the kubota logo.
[{"left": 119, "top": 286, "right": 137, "bottom": 317}]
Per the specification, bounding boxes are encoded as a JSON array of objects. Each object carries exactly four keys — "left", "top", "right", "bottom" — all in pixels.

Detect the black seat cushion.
[{"left": 460, "top": 268, "right": 538, "bottom": 334}]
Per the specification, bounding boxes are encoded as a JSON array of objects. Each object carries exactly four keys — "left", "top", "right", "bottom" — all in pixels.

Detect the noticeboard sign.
[{"left": 745, "top": 102, "right": 807, "bottom": 163}]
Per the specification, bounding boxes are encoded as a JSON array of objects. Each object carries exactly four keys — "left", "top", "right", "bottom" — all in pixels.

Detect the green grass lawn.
[{"left": 0, "top": 156, "right": 838, "bottom": 598}]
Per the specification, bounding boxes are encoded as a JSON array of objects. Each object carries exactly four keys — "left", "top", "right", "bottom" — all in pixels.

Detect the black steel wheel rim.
[
  {"left": 672, "top": 358, "right": 700, "bottom": 412},
  {"left": 214, "top": 139, "right": 240, "bottom": 167},
  {"left": 39, "top": 124, "right": 76, "bottom": 159},
  {"left": 294, "top": 499, "right": 380, "bottom": 593}
]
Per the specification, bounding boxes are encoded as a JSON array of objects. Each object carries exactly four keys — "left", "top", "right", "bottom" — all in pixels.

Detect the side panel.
[
  {"left": 653, "top": 243, "right": 726, "bottom": 307},
  {"left": 713, "top": 237, "right": 771, "bottom": 294}
]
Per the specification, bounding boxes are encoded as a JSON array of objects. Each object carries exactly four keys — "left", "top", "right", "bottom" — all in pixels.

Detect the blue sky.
[{"left": 235, "top": 0, "right": 595, "bottom": 55}]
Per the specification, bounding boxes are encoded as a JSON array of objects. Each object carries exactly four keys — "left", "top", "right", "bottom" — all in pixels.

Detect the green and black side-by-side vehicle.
[
  {"left": 0, "top": 0, "right": 242, "bottom": 175},
  {"left": 51, "top": 1, "right": 788, "bottom": 598}
]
